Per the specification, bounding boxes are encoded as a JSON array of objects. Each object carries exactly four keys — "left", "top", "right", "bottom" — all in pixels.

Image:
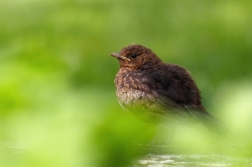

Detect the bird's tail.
[{"left": 188, "top": 109, "right": 229, "bottom": 135}]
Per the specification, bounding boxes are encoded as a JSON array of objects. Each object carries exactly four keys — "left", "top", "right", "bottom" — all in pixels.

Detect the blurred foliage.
[{"left": 0, "top": 0, "right": 252, "bottom": 166}]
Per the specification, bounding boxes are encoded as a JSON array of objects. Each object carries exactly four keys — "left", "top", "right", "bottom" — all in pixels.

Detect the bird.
[{"left": 110, "top": 44, "right": 228, "bottom": 135}]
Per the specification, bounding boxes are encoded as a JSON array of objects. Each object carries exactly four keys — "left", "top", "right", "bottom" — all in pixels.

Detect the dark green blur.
[{"left": 0, "top": 0, "right": 252, "bottom": 167}]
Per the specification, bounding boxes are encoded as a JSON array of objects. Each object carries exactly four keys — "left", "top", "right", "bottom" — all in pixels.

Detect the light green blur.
[{"left": 0, "top": 0, "right": 252, "bottom": 167}]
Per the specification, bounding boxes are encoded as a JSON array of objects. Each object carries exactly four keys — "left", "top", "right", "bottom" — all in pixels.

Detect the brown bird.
[{"left": 110, "top": 44, "right": 228, "bottom": 135}]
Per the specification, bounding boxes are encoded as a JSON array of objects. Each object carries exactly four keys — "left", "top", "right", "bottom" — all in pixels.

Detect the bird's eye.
[{"left": 131, "top": 53, "right": 138, "bottom": 58}]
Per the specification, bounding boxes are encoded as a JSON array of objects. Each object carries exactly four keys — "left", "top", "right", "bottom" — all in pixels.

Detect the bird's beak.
[{"left": 110, "top": 52, "right": 131, "bottom": 61}]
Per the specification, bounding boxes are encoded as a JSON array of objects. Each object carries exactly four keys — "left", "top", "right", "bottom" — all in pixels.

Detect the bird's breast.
[
  {"left": 114, "top": 71, "right": 158, "bottom": 111},
  {"left": 116, "top": 88, "right": 142, "bottom": 109}
]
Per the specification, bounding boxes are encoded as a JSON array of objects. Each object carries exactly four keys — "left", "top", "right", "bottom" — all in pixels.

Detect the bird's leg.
[
  {"left": 151, "top": 126, "right": 176, "bottom": 145},
  {"left": 150, "top": 126, "right": 163, "bottom": 146},
  {"left": 148, "top": 126, "right": 176, "bottom": 154},
  {"left": 147, "top": 126, "right": 162, "bottom": 155}
]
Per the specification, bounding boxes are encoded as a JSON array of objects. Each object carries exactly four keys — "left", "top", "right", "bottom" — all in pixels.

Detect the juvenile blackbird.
[{"left": 110, "top": 44, "right": 228, "bottom": 134}]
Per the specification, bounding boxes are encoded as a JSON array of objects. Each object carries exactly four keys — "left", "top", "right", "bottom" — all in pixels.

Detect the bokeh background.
[{"left": 0, "top": 0, "right": 252, "bottom": 167}]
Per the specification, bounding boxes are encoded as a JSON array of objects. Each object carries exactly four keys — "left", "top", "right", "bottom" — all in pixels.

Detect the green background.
[{"left": 0, "top": 0, "right": 252, "bottom": 166}]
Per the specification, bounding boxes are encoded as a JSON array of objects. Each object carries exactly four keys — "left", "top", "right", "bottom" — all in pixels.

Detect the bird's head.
[{"left": 110, "top": 44, "right": 162, "bottom": 70}]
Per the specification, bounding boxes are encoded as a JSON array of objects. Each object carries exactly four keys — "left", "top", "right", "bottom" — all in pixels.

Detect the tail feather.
[{"left": 188, "top": 110, "right": 229, "bottom": 135}]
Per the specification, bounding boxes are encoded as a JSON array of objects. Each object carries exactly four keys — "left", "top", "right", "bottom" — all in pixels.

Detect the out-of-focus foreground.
[{"left": 0, "top": 0, "right": 252, "bottom": 167}]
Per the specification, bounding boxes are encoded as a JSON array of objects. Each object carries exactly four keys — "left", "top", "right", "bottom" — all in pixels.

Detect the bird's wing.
[
  {"left": 146, "top": 65, "right": 229, "bottom": 134},
  {"left": 150, "top": 64, "right": 202, "bottom": 107}
]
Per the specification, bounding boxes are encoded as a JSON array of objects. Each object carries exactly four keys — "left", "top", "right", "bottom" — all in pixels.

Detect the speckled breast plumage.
[{"left": 114, "top": 69, "right": 169, "bottom": 123}]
